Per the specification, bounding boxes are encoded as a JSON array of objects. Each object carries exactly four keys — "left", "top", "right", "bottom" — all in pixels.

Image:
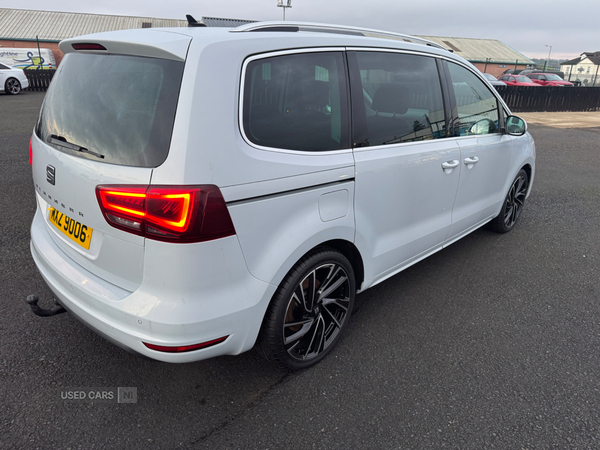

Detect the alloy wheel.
[
  {"left": 283, "top": 263, "right": 351, "bottom": 361},
  {"left": 503, "top": 173, "right": 528, "bottom": 229},
  {"left": 7, "top": 79, "right": 21, "bottom": 95}
]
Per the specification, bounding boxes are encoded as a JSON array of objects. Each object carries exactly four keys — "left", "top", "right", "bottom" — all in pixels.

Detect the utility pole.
[
  {"left": 277, "top": 0, "right": 292, "bottom": 21},
  {"left": 544, "top": 45, "right": 552, "bottom": 72}
]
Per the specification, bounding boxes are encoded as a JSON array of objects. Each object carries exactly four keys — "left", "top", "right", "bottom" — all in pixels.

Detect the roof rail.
[{"left": 231, "top": 21, "right": 449, "bottom": 52}]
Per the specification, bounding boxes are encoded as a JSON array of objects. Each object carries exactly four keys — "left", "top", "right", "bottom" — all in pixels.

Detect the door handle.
[
  {"left": 441, "top": 160, "right": 459, "bottom": 174},
  {"left": 464, "top": 156, "right": 479, "bottom": 169},
  {"left": 464, "top": 156, "right": 479, "bottom": 164},
  {"left": 442, "top": 160, "right": 459, "bottom": 169}
]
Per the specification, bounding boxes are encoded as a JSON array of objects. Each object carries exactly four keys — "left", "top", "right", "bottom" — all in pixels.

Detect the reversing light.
[
  {"left": 71, "top": 43, "right": 107, "bottom": 51},
  {"left": 96, "top": 185, "right": 236, "bottom": 243},
  {"left": 143, "top": 336, "right": 229, "bottom": 353}
]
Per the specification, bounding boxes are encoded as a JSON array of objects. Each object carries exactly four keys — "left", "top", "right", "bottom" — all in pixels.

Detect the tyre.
[
  {"left": 258, "top": 248, "right": 356, "bottom": 371},
  {"left": 489, "top": 169, "right": 529, "bottom": 233},
  {"left": 5, "top": 78, "right": 22, "bottom": 95}
]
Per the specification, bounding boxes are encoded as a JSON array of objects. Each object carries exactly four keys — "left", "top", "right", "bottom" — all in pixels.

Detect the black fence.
[
  {"left": 496, "top": 86, "right": 600, "bottom": 112},
  {"left": 20, "top": 69, "right": 600, "bottom": 113},
  {"left": 24, "top": 69, "right": 56, "bottom": 91}
]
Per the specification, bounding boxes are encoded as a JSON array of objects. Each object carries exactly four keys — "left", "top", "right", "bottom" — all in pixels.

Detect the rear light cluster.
[
  {"left": 29, "top": 137, "right": 32, "bottom": 166},
  {"left": 96, "top": 185, "right": 235, "bottom": 243}
]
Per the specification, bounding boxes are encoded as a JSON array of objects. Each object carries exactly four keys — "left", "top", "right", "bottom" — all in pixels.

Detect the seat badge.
[{"left": 46, "top": 165, "right": 56, "bottom": 185}]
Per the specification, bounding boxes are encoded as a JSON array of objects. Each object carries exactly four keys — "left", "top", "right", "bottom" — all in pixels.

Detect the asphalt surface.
[{"left": 1, "top": 91, "right": 599, "bottom": 449}]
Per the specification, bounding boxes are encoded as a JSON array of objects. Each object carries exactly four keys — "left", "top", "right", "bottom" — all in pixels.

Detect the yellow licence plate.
[{"left": 48, "top": 207, "right": 93, "bottom": 250}]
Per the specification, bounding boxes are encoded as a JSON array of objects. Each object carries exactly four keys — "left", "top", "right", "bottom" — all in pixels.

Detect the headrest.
[
  {"left": 372, "top": 84, "right": 409, "bottom": 115},
  {"left": 301, "top": 80, "right": 330, "bottom": 108}
]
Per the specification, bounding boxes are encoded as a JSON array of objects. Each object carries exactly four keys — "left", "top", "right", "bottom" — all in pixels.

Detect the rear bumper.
[{"left": 30, "top": 209, "right": 276, "bottom": 363}]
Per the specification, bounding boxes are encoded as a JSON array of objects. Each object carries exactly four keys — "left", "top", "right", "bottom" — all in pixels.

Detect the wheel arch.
[
  {"left": 315, "top": 239, "right": 365, "bottom": 292},
  {"left": 520, "top": 162, "right": 534, "bottom": 197}
]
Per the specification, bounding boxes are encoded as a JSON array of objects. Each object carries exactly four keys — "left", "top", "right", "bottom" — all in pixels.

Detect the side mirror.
[
  {"left": 505, "top": 115, "right": 527, "bottom": 136},
  {"left": 469, "top": 118, "right": 497, "bottom": 135}
]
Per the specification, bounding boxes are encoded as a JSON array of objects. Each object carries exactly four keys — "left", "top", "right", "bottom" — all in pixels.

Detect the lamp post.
[
  {"left": 544, "top": 45, "right": 552, "bottom": 72},
  {"left": 277, "top": 0, "right": 292, "bottom": 21}
]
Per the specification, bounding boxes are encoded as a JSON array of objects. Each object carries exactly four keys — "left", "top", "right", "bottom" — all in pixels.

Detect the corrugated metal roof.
[
  {"left": 0, "top": 8, "right": 187, "bottom": 41},
  {"left": 0, "top": 8, "right": 534, "bottom": 66},
  {"left": 201, "top": 17, "right": 256, "bottom": 28},
  {"left": 417, "top": 35, "right": 534, "bottom": 65}
]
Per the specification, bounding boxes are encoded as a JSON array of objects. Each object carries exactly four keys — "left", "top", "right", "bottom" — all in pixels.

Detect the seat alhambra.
[{"left": 29, "top": 21, "right": 535, "bottom": 370}]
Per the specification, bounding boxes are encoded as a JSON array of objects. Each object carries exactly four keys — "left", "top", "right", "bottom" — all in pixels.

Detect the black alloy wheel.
[
  {"left": 258, "top": 248, "right": 355, "bottom": 371},
  {"left": 5, "top": 78, "right": 22, "bottom": 95},
  {"left": 490, "top": 169, "right": 529, "bottom": 233}
]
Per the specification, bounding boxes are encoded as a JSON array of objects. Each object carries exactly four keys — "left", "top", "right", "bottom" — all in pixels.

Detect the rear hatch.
[{"left": 32, "top": 31, "right": 189, "bottom": 291}]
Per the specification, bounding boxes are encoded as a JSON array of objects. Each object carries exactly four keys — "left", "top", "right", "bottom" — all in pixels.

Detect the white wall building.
[{"left": 561, "top": 52, "right": 600, "bottom": 86}]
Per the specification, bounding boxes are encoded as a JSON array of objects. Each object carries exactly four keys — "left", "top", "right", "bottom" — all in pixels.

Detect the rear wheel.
[
  {"left": 258, "top": 248, "right": 355, "bottom": 371},
  {"left": 489, "top": 169, "right": 529, "bottom": 233},
  {"left": 5, "top": 78, "right": 21, "bottom": 95}
]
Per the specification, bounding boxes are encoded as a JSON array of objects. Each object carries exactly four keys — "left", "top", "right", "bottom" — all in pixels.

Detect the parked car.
[
  {"left": 527, "top": 73, "right": 574, "bottom": 86},
  {"left": 482, "top": 73, "right": 507, "bottom": 87},
  {"left": 29, "top": 21, "right": 535, "bottom": 371},
  {"left": 502, "top": 68, "right": 523, "bottom": 75},
  {"left": 520, "top": 69, "right": 566, "bottom": 79},
  {"left": 497, "top": 74, "right": 540, "bottom": 86},
  {"left": 0, "top": 62, "right": 29, "bottom": 94}
]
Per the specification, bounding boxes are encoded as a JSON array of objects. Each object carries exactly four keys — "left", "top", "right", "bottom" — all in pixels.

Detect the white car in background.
[{"left": 0, "top": 62, "right": 29, "bottom": 94}]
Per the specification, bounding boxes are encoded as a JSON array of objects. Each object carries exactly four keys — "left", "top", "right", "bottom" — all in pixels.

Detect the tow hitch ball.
[{"left": 25, "top": 295, "right": 66, "bottom": 317}]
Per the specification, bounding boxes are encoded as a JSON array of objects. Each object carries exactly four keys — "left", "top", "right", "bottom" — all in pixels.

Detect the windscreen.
[
  {"left": 516, "top": 76, "right": 533, "bottom": 83},
  {"left": 37, "top": 52, "right": 184, "bottom": 167}
]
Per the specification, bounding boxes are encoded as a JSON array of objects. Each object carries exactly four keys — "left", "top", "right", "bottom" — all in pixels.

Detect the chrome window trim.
[
  {"left": 239, "top": 47, "right": 353, "bottom": 156},
  {"left": 346, "top": 46, "right": 512, "bottom": 115}
]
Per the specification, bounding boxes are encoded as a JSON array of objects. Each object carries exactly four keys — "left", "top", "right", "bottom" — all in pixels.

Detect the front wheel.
[
  {"left": 489, "top": 169, "right": 529, "bottom": 233},
  {"left": 257, "top": 248, "right": 356, "bottom": 371},
  {"left": 5, "top": 78, "right": 22, "bottom": 95}
]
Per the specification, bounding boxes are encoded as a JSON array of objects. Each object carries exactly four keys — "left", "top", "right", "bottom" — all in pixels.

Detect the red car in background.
[
  {"left": 527, "top": 73, "right": 574, "bottom": 86},
  {"left": 497, "top": 75, "right": 540, "bottom": 86}
]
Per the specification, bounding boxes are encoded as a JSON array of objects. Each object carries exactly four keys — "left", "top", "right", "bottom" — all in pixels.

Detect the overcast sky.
[{"left": 13, "top": 0, "right": 600, "bottom": 60}]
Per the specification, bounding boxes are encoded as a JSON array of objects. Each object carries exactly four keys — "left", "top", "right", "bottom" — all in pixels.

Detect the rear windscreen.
[{"left": 37, "top": 53, "right": 184, "bottom": 167}]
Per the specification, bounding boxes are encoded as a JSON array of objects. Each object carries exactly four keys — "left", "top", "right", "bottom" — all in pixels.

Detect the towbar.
[{"left": 26, "top": 294, "right": 66, "bottom": 317}]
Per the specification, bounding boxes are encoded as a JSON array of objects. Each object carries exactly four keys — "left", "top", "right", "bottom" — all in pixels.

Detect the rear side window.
[
  {"left": 37, "top": 53, "right": 184, "bottom": 167},
  {"left": 447, "top": 62, "right": 500, "bottom": 136},
  {"left": 351, "top": 51, "right": 446, "bottom": 147},
  {"left": 242, "top": 52, "right": 349, "bottom": 152}
]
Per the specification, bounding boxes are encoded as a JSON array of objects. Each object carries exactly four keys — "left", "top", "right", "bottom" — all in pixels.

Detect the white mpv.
[{"left": 29, "top": 21, "right": 535, "bottom": 370}]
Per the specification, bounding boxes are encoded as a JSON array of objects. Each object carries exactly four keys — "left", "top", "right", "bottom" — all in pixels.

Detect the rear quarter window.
[{"left": 242, "top": 51, "right": 349, "bottom": 152}]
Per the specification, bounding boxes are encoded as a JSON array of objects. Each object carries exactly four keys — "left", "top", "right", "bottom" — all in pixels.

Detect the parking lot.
[{"left": 1, "top": 90, "right": 599, "bottom": 449}]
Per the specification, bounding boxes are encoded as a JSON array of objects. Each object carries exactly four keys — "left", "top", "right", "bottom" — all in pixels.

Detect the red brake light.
[
  {"left": 29, "top": 137, "right": 32, "bottom": 166},
  {"left": 71, "top": 43, "right": 107, "bottom": 51},
  {"left": 96, "top": 185, "right": 236, "bottom": 243}
]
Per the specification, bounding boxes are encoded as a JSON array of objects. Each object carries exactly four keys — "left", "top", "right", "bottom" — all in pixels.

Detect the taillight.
[
  {"left": 96, "top": 185, "right": 236, "bottom": 243},
  {"left": 29, "top": 137, "right": 32, "bottom": 166}
]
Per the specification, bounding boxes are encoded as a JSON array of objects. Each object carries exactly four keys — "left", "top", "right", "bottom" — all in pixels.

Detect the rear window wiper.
[{"left": 49, "top": 135, "right": 105, "bottom": 160}]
